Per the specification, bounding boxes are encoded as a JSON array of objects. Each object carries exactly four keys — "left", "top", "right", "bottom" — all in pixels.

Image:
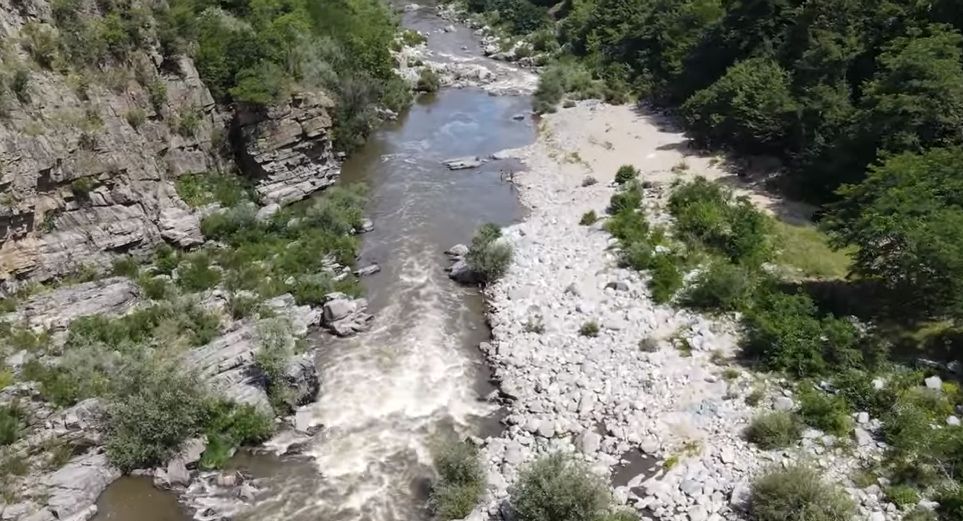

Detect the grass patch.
[
  {"left": 175, "top": 172, "right": 251, "bottom": 208},
  {"left": 749, "top": 464, "right": 854, "bottom": 521},
  {"left": 774, "top": 221, "right": 852, "bottom": 280},
  {"left": 580, "top": 210, "right": 598, "bottom": 226}
]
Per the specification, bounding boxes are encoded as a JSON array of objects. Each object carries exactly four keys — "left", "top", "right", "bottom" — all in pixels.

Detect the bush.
[
  {"left": 745, "top": 411, "right": 801, "bottom": 449},
  {"left": 254, "top": 318, "right": 296, "bottom": 413},
  {"left": 111, "top": 256, "right": 140, "bottom": 278},
  {"left": 21, "top": 22, "right": 60, "bottom": 69},
  {"left": 668, "top": 177, "right": 772, "bottom": 265},
  {"left": 749, "top": 465, "right": 855, "bottom": 521},
  {"left": 70, "top": 177, "right": 94, "bottom": 201},
  {"left": 742, "top": 291, "right": 863, "bottom": 377},
  {"left": 510, "top": 453, "right": 616, "bottom": 521},
  {"left": 417, "top": 68, "right": 440, "bottom": 92},
  {"left": 430, "top": 440, "right": 485, "bottom": 519},
  {"left": 105, "top": 368, "right": 207, "bottom": 472},
  {"left": 534, "top": 60, "right": 601, "bottom": 113},
  {"left": 797, "top": 387, "right": 853, "bottom": 437},
  {"left": 0, "top": 406, "right": 21, "bottom": 446},
  {"left": 682, "top": 261, "right": 755, "bottom": 311},
  {"left": 648, "top": 254, "right": 682, "bottom": 303},
  {"left": 580, "top": 210, "right": 598, "bottom": 226},
  {"left": 177, "top": 107, "right": 201, "bottom": 137},
  {"left": 230, "top": 62, "right": 290, "bottom": 106},
  {"left": 580, "top": 321, "right": 599, "bottom": 337},
  {"left": 466, "top": 224, "right": 513, "bottom": 283},
  {"left": 608, "top": 181, "right": 643, "bottom": 214},
  {"left": 199, "top": 400, "right": 274, "bottom": 469},
  {"left": 176, "top": 173, "right": 250, "bottom": 208},
  {"left": 125, "top": 108, "right": 146, "bottom": 129},
  {"left": 147, "top": 79, "right": 167, "bottom": 111},
  {"left": 176, "top": 252, "right": 221, "bottom": 292},
  {"left": 614, "top": 165, "right": 638, "bottom": 185},
  {"left": 11, "top": 69, "right": 30, "bottom": 103},
  {"left": 884, "top": 484, "right": 919, "bottom": 507}
]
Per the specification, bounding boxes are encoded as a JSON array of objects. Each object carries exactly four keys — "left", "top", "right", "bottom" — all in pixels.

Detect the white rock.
[
  {"left": 773, "top": 396, "right": 794, "bottom": 411},
  {"left": 924, "top": 375, "right": 943, "bottom": 390},
  {"left": 948, "top": 415, "right": 961, "bottom": 426}
]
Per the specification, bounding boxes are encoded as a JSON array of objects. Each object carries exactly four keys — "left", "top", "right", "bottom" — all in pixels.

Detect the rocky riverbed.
[{"left": 467, "top": 100, "right": 905, "bottom": 521}]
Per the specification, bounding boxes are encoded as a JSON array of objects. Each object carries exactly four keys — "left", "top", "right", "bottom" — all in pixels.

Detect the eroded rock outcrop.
[
  {"left": 233, "top": 92, "right": 341, "bottom": 206},
  {"left": 0, "top": 277, "right": 141, "bottom": 331},
  {"left": 0, "top": 0, "right": 225, "bottom": 293}
]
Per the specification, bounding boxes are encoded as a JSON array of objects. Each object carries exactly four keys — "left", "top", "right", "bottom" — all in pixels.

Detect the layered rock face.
[
  {"left": 0, "top": 1, "right": 344, "bottom": 294},
  {"left": 234, "top": 92, "right": 340, "bottom": 205},
  {"left": 0, "top": 0, "right": 222, "bottom": 292}
]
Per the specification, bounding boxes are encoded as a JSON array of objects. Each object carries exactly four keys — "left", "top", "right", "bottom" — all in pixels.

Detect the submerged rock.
[
  {"left": 354, "top": 264, "right": 381, "bottom": 277},
  {"left": 321, "top": 293, "right": 373, "bottom": 337}
]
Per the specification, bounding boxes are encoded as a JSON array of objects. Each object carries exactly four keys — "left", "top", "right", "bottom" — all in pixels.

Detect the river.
[{"left": 93, "top": 5, "right": 535, "bottom": 521}]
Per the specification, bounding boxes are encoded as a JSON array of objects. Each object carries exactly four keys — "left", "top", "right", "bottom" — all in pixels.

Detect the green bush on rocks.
[
  {"left": 466, "top": 224, "right": 513, "bottom": 283},
  {"left": 510, "top": 453, "right": 630, "bottom": 521},
  {"left": 749, "top": 464, "right": 855, "bottom": 521},
  {"left": 430, "top": 440, "right": 485, "bottom": 520},
  {"left": 745, "top": 411, "right": 801, "bottom": 449}
]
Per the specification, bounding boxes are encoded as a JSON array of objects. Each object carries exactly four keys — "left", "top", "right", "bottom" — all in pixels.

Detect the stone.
[
  {"left": 323, "top": 298, "right": 356, "bottom": 322},
  {"left": 354, "top": 264, "right": 381, "bottom": 277},
  {"left": 640, "top": 440, "right": 660, "bottom": 455},
  {"left": 443, "top": 156, "right": 484, "bottom": 170},
  {"left": 773, "top": 396, "right": 795, "bottom": 411},
  {"left": 255, "top": 203, "right": 281, "bottom": 222},
  {"left": 159, "top": 206, "right": 204, "bottom": 247},
  {"left": 605, "top": 281, "right": 630, "bottom": 291},
  {"left": 448, "top": 259, "right": 480, "bottom": 284},
  {"left": 358, "top": 218, "right": 374, "bottom": 233},
  {"left": 445, "top": 244, "right": 469, "bottom": 257},
  {"left": 178, "top": 438, "right": 207, "bottom": 468},
  {"left": 856, "top": 412, "right": 870, "bottom": 424},
  {"left": 729, "top": 480, "right": 751, "bottom": 511},
  {"left": 687, "top": 506, "right": 709, "bottom": 521},
  {"left": 948, "top": 416, "right": 961, "bottom": 427},
  {"left": 924, "top": 376, "right": 943, "bottom": 390},
  {"left": 536, "top": 420, "right": 556, "bottom": 438},
  {"left": 45, "top": 452, "right": 121, "bottom": 519},
  {"left": 854, "top": 427, "right": 874, "bottom": 446},
  {"left": 503, "top": 441, "right": 524, "bottom": 465},
  {"left": 165, "top": 458, "right": 191, "bottom": 487},
  {"left": 579, "top": 430, "right": 601, "bottom": 454},
  {"left": 3, "top": 277, "right": 140, "bottom": 332}
]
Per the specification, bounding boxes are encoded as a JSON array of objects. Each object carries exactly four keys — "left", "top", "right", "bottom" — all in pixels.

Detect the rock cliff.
[{"left": 0, "top": 0, "right": 342, "bottom": 294}]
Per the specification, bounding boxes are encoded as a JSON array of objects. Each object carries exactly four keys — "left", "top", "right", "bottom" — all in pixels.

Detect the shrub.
[
  {"left": 580, "top": 211, "right": 598, "bottom": 226},
  {"left": 682, "top": 261, "right": 755, "bottom": 311},
  {"left": 125, "top": 108, "right": 146, "bottom": 129},
  {"left": 648, "top": 254, "right": 682, "bottom": 303},
  {"left": 430, "top": 440, "right": 485, "bottom": 519},
  {"left": 21, "top": 22, "right": 60, "bottom": 69},
  {"left": 176, "top": 252, "right": 221, "bottom": 292},
  {"left": 581, "top": 176, "right": 598, "bottom": 187},
  {"left": 11, "top": 69, "right": 30, "bottom": 103},
  {"left": 177, "top": 107, "right": 201, "bottom": 137},
  {"left": 417, "top": 68, "right": 441, "bottom": 92},
  {"left": 749, "top": 465, "right": 855, "bottom": 521},
  {"left": 668, "top": 177, "right": 772, "bottom": 265},
  {"left": 580, "top": 321, "right": 599, "bottom": 337},
  {"left": 70, "top": 177, "right": 94, "bottom": 201},
  {"left": 745, "top": 411, "right": 801, "bottom": 449},
  {"left": 401, "top": 29, "right": 427, "bottom": 46},
  {"left": 797, "top": 387, "right": 853, "bottom": 437},
  {"left": 0, "top": 406, "right": 21, "bottom": 446},
  {"left": 884, "top": 484, "right": 919, "bottom": 507},
  {"left": 741, "top": 291, "right": 863, "bottom": 377},
  {"left": 510, "top": 453, "right": 614, "bottom": 521},
  {"left": 111, "top": 256, "right": 139, "bottom": 278},
  {"left": 466, "top": 224, "right": 513, "bottom": 283},
  {"left": 199, "top": 400, "right": 274, "bottom": 469},
  {"left": 176, "top": 173, "right": 250, "bottom": 208},
  {"left": 137, "top": 275, "right": 171, "bottom": 300},
  {"left": 534, "top": 60, "right": 600, "bottom": 113},
  {"left": 147, "top": 79, "right": 167, "bottom": 111},
  {"left": 255, "top": 318, "right": 296, "bottom": 413},
  {"left": 105, "top": 368, "right": 207, "bottom": 472},
  {"left": 608, "top": 181, "right": 643, "bottom": 214},
  {"left": 614, "top": 165, "right": 638, "bottom": 185}
]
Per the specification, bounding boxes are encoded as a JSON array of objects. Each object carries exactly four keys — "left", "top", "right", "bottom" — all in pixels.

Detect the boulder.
[
  {"left": 354, "top": 264, "right": 381, "bottom": 277},
  {"left": 3, "top": 277, "right": 140, "bottom": 332},
  {"left": 45, "top": 452, "right": 120, "bottom": 520},
  {"left": 321, "top": 293, "right": 373, "bottom": 337},
  {"left": 255, "top": 203, "right": 281, "bottom": 222},
  {"left": 445, "top": 244, "right": 469, "bottom": 257},
  {"left": 924, "top": 376, "right": 943, "bottom": 390},
  {"left": 443, "top": 156, "right": 484, "bottom": 170},
  {"left": 282, "top": 354, "right": 320, "bottom": 406}
]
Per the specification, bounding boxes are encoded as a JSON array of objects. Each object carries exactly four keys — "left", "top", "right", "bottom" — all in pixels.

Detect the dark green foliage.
[
  {"left": 534, "top": 60, "right": 603, "bottom": 113},
  {"left": 105, "top": 368, "right": 206, "bottom": 472},
  {"left": 466, "top": 224, "right": 513, "bottom": 283},
  {"left": 416, "top": 68, "right": 440, "bottom": 93},
  {"left": 682, "top": 58, "right": 797, "bottom": 151},
  {"left": 668, "top": 178, "right": 772, "bottom": 266},
  {"left": 579, "top": 210, "right": 598, "bottom": 226},
  {"left": 229, "top": 61, "right": 289, "bottom": 106},
  {"left": 741, "top": 291, "right": 863, "bottom": 377},
  {"left": 745, "top": 411, "right": 801, "bottom": 449},
  {"left": 648, "top": 254, "right": 682, "bottom": 303},
  {"left": 510, "top": 453, "right": 619, "bottom": 521},
  {"left": 614, "top": 165, "right": 638, "bottom": 185},
  {"left": 825, "top": 148, "right": 963, "bottom": 319},
  {"left": 176, "top": 252, "right": 221, "bottom": 292},
  {"left": 681, "top": 261, "right": 755, "bottom": 311},
  {"left": 11, "top": 69, "right": 30, "bottom": 103},
  {"left": 430, "top": 440, "right": 485, "bottom": 519},
  {"left": 884, "top": 484, "right": 919, "bottom": 507},
  {"left": 199, "top": 400, "right": 274, "bottom": 469},
  {"left": 111, "top": 256, "right": 139, "bottom": 278},
  {"left": 176, "top": 173, "right": 251, "bottom": 209},
  {"left": 176, "top": 108, "right": 201, "bottom": 137},
  {"left": 749, "top": 465, "right": 855, "bottom": 521},
  {"left": 796, "top": 386, "right": 853, "bottom": 437},
  {"left": 579, "top": 321, "right": 599, "bottom": 337},
  {"left": 0, "top": 406, "right": 22, "bottom": 446},
  {"left": 608, "top": 181, "right": 643, "bottom": 215}
]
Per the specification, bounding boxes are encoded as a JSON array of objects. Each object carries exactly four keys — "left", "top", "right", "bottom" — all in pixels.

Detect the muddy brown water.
[{"left": 93, "top": 7, "right": 534, "bottom": 521}]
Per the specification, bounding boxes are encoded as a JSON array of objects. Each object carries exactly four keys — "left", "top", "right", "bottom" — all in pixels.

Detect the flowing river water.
[{"left": 93, "top": 5, "right": 535, "bottom": 521}]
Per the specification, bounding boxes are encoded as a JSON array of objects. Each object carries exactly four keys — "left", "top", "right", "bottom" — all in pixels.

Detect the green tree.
[
  {"left": 681, "top": 57, "right": 797, "bottom": 152},
  {"left": 825, "top": 147, "right": 963, "bottom": 318}
]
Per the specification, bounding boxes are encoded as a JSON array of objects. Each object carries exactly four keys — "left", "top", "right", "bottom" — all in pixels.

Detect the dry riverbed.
[{"left": 473, "top": 101, "right": 900, "bottom": 521}]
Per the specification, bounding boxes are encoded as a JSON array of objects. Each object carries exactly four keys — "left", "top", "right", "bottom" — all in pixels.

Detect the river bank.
[{"left": 474, "top": 101, "right": 900, "bottom": 520}]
